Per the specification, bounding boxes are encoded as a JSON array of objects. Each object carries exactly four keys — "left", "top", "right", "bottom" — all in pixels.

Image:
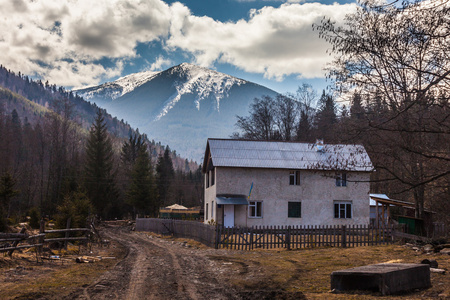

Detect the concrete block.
[{"left": 331, "top": 263, "right": 431, "bottom": 295}]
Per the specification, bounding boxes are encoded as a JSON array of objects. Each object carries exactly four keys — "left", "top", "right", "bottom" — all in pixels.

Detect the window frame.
[
  {"left": 289, "top": 170, "right": 301, "bottom": 186},
  {"left": 334, "top": 201, "right": 352, "bottom": 219},
  {"left": 335, "top": 172, "right": 347, "bottom": 187},
  {"left": 210, "top": 169, "right": 215, "bottom": 186},
  {"left": 288, "top": 201, "right": 301, "bottom": 218},
  {"left": 248, "top": 201, "right": 263, "bottom": 218}
]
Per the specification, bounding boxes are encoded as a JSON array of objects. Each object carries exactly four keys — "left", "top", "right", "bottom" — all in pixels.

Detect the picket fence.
[
  {"left": 216, "top": 224, "right": 395, "bottom": 250},
  {"left": 136, "top": 218, "right": 395, "bottom": 250}
]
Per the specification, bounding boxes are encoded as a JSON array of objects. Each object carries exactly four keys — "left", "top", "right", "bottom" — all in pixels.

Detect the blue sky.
[{"left": 0, "top": 0, "right": 357, "bottom": 94}]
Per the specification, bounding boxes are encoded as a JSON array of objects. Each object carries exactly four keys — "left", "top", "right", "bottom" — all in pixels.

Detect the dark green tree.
[
  {"left": 127, "top": 146, "right": 157, "bottom": 217},
  {"left": 156, "top": 147, "right": 175, "bottom": 207},
  {"left": 314, "top": 91, "right": 337, "bottom": 142},
  {"left": 0, "top": 172, "right": 19, "bottom": 230},
  {"left": 84, "top": 110, "right": 118, "bottom": 219},
  {"left": 121, "top": 132, "right": 145, "bottom": 168},
  {"left": 55, "top": 189, "right": 93, "bottom": 229}
]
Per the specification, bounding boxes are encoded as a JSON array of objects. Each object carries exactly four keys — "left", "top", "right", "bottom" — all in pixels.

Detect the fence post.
[
  {"left": 8, "top": 227, "right": 26, "bottom": 257},
  {"left": 64, "top": 218, "right": 71, "bottom": 250},
  {"left": 38, "top": 219, "right": 45, "bottom": 258},
  {"left": 341, "top": 225, "right": 347, "bottom": 248},
  {"left": 215, "top": 224, "right": 220, "bottom": 249},
  {"left": 286, "top": 226, "right": 291, "bottom": 250}
]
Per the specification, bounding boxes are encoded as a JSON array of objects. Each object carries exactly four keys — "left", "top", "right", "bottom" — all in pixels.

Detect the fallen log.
[
  {"left": 0, "top": 243, "right": 44, "bottom": 252},
  {"left": 44, "top": 237, "right": 88, "bottom": 243}
]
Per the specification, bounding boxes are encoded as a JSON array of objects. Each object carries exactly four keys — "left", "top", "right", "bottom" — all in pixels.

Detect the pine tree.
[
  {"left": 156, "top": 147, "right": 175, "bottom": 207},
  {"left": 121, "top": 133, "right": 145, "bottom": 170},
  {"left": 0, "top": 172, "right": 19, "bottom": 229},
  {"left": 127, "top": 146, "right": 157, "bottom": 217},
  {"left": 315, "top": 91, "right": 337, "bottom": 142},
  {"left": 84, "top": 110, "right": 118, "bottom": 219}
]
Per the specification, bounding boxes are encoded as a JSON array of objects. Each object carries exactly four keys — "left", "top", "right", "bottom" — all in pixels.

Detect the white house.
[{"left": 203, "top": 138, "right": 373, "bottom": 227}]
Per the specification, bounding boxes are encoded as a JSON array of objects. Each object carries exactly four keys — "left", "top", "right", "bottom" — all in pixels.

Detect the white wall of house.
[
  {"left": 204, "top": 166, "right": 370, "bottom": 226},
  {"left": 204, "top": 168, "right": 217, "bottom": 224}
]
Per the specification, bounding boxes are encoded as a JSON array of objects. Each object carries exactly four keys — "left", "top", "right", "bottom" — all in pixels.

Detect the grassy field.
[{"left": 209, "top": 243, "right": 450, "bottom": 299}]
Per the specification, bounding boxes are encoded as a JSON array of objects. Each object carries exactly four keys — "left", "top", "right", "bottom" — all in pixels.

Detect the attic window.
[
  {"left": 289, "top": 170, "right": 300, "bottom": 185},
  {"left": 336, "top": 172, "right": 347, "bottom": 187}
]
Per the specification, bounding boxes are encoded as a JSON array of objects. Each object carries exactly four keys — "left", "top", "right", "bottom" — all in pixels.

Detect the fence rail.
[
  {"left": 216, "top": 224, "right": 395, "bottom": 250},
  {"left": 0, "top": 219, "right": 94, "bottom": 259},
  {"left": 136, "top": 218, "right": 216, "bottom": 248},
  {"left": 136, "top": 218, "right": 396, "bottom": 250}
]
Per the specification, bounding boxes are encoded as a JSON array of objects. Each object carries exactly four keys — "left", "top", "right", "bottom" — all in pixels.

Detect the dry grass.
[
  {"left": 216, "top": 244, "right": 450, "bottom": 299},
  {"left": 0, "top": 241, "right": 126, "bottom": 299}
]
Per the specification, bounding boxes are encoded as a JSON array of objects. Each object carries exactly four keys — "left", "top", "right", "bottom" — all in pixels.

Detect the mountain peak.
[{"left": 73, "top": 64, "right": 278, "bottom": 161}]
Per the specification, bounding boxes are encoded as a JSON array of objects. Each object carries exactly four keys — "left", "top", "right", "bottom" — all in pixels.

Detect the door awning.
[{"left": 216, "top": 195, "right": 248, "bottom": 205}]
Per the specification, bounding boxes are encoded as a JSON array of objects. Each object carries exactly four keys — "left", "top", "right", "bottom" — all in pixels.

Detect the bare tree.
[
  {"left": 314, "top": 0, "right": 450, "bottom": 218},
  {"left": 235, "top": 96, "right": 278, "bottom": 140}
]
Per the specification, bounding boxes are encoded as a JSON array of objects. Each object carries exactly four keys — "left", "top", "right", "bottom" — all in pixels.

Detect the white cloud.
[
  {"left": 0, "top": 0, "right": 354, "bottom": 87},
  {"left": 0, "top": 0, "right": 171, "bottom": 87},
  {"left": 149, "top": 56, "right": 173, "bottom": 71},
  {"left": 167, "top": 2, "right": 356, "bottom": 80}
]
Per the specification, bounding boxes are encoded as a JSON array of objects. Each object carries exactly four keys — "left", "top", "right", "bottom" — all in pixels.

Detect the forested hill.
[
  {"left": 0, "top": 65, "right": 132, "bottom": 137},
  {"left": 0, "top": 66, "right": 202, "bottom": 224},
  {"left": 0, "top": 65, "right": 198, "bottom": 171}
]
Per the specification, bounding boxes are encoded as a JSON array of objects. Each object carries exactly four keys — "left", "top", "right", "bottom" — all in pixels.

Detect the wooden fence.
[
  {"left": 216, "top": 224, "right": 395, "bottom": 250},
  {"left": 136, "top": 218, "right": 395, "bottom": 250},
  {"left": 136, "top": 218, "right": 216, "bottom": 248},
  {"left": 0, "top": 218, "right": 95, "bottom": 260}
]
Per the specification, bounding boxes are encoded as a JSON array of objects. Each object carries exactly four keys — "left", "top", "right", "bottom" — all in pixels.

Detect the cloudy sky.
[{"left": 0, "top": 0, "right": 356, "bottom": 94}]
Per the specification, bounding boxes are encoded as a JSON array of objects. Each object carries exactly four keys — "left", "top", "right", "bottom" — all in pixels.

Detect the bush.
[
  {"left": 29, "top": 207, "right": 41, "bottom": 229},
  {"left": 55, "top": 190, "right": 93, "bottom": 230}
]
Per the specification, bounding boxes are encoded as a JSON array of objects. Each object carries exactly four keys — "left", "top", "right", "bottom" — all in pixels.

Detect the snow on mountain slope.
[
  {"left": 76, "top": 70, "right": 158, "bottom": 101},
  {"left": 73, "top": 63, "right": 278, "bottom": 161},
  {"left": 155, "top": 63, "right": 246, "bottom": 121}
]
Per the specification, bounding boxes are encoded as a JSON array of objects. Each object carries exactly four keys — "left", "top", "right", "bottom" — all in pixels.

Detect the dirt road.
[{"left": 69, "top": 226, "right": 252, "bottom": 300}]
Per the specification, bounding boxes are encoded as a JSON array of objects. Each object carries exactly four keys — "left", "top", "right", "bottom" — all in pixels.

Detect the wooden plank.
[
  {"left": 44, "top": 237, "right": 88, "bottom": 242},
  {"left": 0, "top": 244, "right": 44, "bottom": 252},
  {"left": 0, "top": 233, "right": 28, "bottom": 239},
  {"left": 44, "top": 228, "right": 90, "bottom": 233}
]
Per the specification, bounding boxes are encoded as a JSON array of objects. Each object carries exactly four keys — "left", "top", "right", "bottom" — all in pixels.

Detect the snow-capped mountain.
[
  {"left": 74, "top": 63, "right": 278, "bottom": 161},
  {"left": 77, "top": 70, "right": 159, "bottom": 102}
]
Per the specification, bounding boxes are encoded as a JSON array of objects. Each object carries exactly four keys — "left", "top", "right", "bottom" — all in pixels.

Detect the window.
[
  {"left": 336, "top": 172, "right": 347, "bottom": 187},
  {"left": 288, "top": 202, "right": 301, "bottom": 218},
  {"left": 334, "top": 201, "right": 352, "bottom": 218},
  {"left": 206, "top": 172, "right": 210, "bottom": 188},
  {"left": 289, "top": 170, "right": 300, "bottom": 185},
  {"left": 210, "top": 169, "right": 215, "bottom": 186},
  {"left": 249, "top": 201, "right": 262, "bottom": 218},
  {"left": 206, "top": 203, "right": 209, "bottom": 220},
  {"left": 211, "top": 201, "right": 214, "bottom": 219}
]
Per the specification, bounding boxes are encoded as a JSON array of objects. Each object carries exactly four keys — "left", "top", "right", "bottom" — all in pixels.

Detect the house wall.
[
  {"left": 204, "top": 168, "right": 219, "bottom": 224},
  {"left": 205, "top": 167, "right": 370, "bottom": 227}
]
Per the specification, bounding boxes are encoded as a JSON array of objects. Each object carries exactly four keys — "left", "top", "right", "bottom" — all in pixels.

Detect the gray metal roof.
[{"left": 206, "top": 139, "right": 373, "bottom": 172}]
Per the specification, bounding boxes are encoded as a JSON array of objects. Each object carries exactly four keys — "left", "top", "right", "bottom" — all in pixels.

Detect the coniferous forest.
[{"left": 0, "top": 66, "right": 202, "bottom": 230}]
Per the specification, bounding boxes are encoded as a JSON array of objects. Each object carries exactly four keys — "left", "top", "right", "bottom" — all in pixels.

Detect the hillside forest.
[{"left": 0, "top": 66, "right": 202, "bottom": 230}]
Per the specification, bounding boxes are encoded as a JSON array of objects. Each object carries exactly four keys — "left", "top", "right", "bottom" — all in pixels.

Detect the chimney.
[{"left": 315, "top": 139, "right": 324, "bottom": 152}]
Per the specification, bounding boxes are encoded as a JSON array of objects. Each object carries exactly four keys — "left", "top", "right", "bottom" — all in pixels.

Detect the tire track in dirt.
[{"left": 70, "top": 226, "right": 238, "bottom": 300}]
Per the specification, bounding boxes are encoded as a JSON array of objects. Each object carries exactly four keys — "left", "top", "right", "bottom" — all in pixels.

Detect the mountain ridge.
[{"left": 74, "top": 63, "right": 279, "bottom": 161}]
